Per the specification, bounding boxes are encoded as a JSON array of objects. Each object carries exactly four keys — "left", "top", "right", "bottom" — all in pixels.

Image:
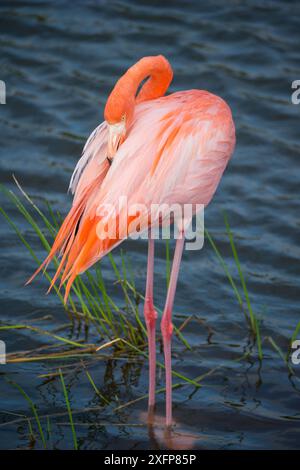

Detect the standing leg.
[
  {"left": 161, "top": 232, "right": 185, "bottom": 428},
  {"left": 144, "top": 235, "right": 157, "bottom": 411}
]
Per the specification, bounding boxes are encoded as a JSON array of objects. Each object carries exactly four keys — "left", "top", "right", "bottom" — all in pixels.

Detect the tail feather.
[
  {"left": 46, "top": 230, "right": 76, "bottom": 294},
  {"left": 26, "top": 176, "right": 103, "bottom": 298},
  {"left": 25, "top": 195, "right": 86, "bottom": 286}
]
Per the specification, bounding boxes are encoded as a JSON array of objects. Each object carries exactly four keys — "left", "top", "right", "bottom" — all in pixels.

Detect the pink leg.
[
  {"left": 144, "top": 236, "right": 157, "bottom": 410},
  {"left": 161, "top": 233, "right": 185, "bottom": 428}
]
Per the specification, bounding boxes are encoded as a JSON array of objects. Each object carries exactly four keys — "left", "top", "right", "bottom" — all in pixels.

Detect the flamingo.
[{"left": 28, "top": 55, "right": 235, "bottom": 428}]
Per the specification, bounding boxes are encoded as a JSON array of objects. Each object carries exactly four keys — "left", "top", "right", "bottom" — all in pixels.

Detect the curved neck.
[
  {"left": 131, "top": 55, "right": 173, "bottom": 103},
  {"left": 104, "top": 56, "right": 173, "bottom": 123}
]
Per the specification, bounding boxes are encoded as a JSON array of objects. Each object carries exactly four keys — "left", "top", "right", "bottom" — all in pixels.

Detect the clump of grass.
[
  {"left": 205, "top": 212, "right": 264, "bottom": 359},
  {"left": 206, "top": 213, "right": 300, "bottom": 368},
  {"left": 1, "top": 181, "right": 298, "bottom": 371}
]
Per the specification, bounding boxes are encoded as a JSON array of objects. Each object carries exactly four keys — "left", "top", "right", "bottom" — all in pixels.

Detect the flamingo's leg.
[
  {"left": 161, "top": 232, "right": 185, "bottom": 428},
  {"left": 144, "top": 235, "right": 157, "bottom": 411}
]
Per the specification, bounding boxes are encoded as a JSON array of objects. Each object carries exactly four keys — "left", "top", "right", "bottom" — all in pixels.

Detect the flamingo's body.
[{"left": 29, "top": 56, "right": 235, "bottom": 427}]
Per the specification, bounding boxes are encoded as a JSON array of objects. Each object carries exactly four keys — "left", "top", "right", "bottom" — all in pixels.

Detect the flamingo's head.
[
  {"left": 104, "top": 89, "right": 134, "bottom": 160},
  {"left": 104, "top": 55, "right": 172, "bottom": 160}
]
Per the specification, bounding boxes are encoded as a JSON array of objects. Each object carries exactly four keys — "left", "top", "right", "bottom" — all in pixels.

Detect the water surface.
[{"left": 0, "top": 0, "right": 300, "bottom": 450}]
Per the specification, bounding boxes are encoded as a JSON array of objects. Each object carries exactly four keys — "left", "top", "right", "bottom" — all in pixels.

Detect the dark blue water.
[{"left": 0, "top": 0, "right": 300, "bottom": 449}]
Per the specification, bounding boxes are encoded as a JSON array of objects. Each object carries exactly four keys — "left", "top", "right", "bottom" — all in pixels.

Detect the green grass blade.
[
  {"left": 254, "top": 315, "right": 263, "bottom": 360},
  {"left": 59, "top": 369, "right": 78, "bottom": 450},
  {"left": 267, "top": 336, "right": 294, "bottom": 375},
  {"left": 223, "top": 212, "right": 255, "bottom": 331},
  {"left": 291, "top": 320, "right": 300, "bottom": 344},
  {"left": 84, "top": 367, "right": 110, "bottom": 405},
  {"left": 205, "top": 228, "right": 243, "bottom": 308},
  {"left": 8, "top": 380, "right": 46, "bottom": 449},
  {"left": 0, "top": 324, "right": 91, "bottom": 348}
]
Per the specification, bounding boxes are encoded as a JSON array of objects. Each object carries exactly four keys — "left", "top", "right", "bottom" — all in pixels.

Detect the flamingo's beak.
[{"left": 107, "top": 121, "right": 126, "bottom": 160}]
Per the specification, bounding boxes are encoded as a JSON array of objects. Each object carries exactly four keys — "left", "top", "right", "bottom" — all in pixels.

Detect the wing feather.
[{"left": 69, "top": 121, "right": 109, "bottom": 203}]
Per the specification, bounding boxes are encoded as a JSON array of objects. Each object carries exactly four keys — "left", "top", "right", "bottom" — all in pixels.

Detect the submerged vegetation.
[{"left": 0, "top": 181, "right": 298, "bottom": 448}]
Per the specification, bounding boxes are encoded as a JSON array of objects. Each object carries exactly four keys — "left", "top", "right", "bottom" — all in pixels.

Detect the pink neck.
[
  {"left": 104, "top": 56, "right": 173, "bottom": 122},
  {"left": 131, "top": 55, "right": 173, "bottom": 103}
]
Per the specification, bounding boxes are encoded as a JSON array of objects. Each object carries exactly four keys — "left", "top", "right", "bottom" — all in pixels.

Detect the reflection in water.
[{"left": 140, "top": 410, "right": 200, "bottom": 450}]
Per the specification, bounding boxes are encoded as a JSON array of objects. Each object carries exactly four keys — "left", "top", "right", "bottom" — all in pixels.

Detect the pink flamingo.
[{"left": 29, "top": 55, "right": 235, "bottom": 428}]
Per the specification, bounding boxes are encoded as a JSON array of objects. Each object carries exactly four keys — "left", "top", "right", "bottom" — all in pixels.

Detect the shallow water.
[{"left": 0, "top": 0, "right": 300, "bottom": 450}]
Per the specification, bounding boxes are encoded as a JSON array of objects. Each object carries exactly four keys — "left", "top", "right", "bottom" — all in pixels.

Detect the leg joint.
[
  {"left": 144, "top": 298, "right": 157, "bottom": 327},
  {"left": 161, "top": 315, "right": 173, "bottom": 340}
]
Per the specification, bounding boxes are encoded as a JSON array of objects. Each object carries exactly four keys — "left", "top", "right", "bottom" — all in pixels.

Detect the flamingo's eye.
[{"left": 121, "top": 114, "right": 126, "bottom": 122}]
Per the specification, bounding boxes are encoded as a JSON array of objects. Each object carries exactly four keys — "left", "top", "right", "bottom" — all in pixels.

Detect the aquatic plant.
[{"left": 0, "top": 182, "right": 296, "bottom": 377}]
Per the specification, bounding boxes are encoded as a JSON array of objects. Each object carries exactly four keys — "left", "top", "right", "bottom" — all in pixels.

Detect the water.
[{"left": 0, "top": 0, "right": 300, "bottom": 450}]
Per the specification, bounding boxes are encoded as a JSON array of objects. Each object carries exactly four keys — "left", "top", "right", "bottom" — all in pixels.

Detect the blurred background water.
[{"left": 0, "top": 0, "right": 300, "bottom": 449}]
